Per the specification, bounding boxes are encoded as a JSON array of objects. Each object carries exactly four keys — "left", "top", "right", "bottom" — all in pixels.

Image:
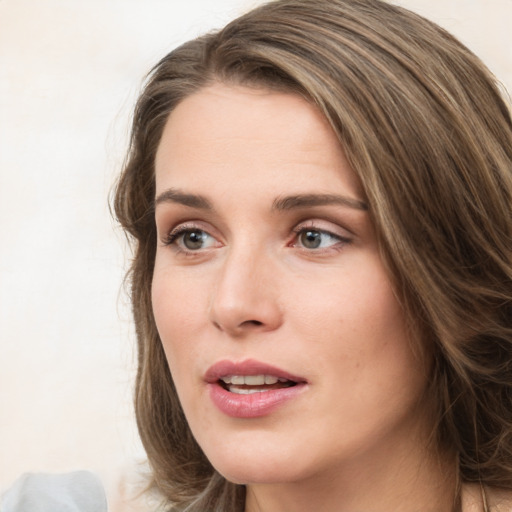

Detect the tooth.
[
  {"left": 244, "top": 375, "right": 265, "bottom": 385},
  {"left": 222, "top": 375, "right": 285, "bottom": 387},
  {"left": 229, "top": 386, "right": 266, "bottom": 394}
]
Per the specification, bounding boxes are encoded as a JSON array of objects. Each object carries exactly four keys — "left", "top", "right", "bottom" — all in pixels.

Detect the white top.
[{"left": 1, "top": 471, "right": 107, "bottom": 512}]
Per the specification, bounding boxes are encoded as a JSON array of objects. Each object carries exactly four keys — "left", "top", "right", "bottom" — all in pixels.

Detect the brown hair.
[{"left": 113, "top": 0, "right": 512, "bottom": 509}]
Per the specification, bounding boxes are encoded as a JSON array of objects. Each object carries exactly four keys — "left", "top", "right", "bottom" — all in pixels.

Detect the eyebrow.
[
  {"left": 272, "top": 193, "right": 368, "bottom": 211},
  {"left": 154, "top": 188, "right": 368, "bottom": 212},
  {"left": 154, "top": 188, "right": 213, "bottom": 210}
]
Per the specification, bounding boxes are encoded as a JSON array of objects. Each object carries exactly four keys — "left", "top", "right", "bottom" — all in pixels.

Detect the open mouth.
[
  {"left": 206, "top": 362, "right": 307, "bottom": 417},
  {"left": 219, "top": 374, "right": 297, "bottom": 395}
]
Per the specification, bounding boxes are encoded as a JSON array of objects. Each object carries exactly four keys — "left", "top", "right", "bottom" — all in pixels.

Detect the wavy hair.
[{"left": 113, "top": 0, "right": 512, "bottom": 509}]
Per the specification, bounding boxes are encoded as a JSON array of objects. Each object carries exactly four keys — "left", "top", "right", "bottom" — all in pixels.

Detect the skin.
[{"left": 152, "top": 83, "right": 456, "bottom": 512}]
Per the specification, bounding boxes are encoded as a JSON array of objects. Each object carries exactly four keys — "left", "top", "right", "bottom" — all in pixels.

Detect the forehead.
[{"left": 154, "top": 83, "right": 363, "bottom": 200}]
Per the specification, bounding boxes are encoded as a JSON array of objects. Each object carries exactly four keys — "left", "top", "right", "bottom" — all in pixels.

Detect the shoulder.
[
  {"left": 461, "top": 483, "right": 512, "bottom": 512},
  {"left": 1, "top": 471, "right": 107, "bottom": 512},
  {"left": 487, "top": 486, "right": 512, "bottom": 512}
]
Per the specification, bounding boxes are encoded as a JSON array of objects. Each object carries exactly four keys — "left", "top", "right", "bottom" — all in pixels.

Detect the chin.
[
  {"left": 200, "top": 435, "right": 312, "bottom": 486},
  {"left": 217, "top": 462, "right": 299, "bottom": 486}
]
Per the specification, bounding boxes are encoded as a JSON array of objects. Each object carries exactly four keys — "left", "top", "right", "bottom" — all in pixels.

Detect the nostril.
[{"left": 244, "top": 320, "right": 263, "bottom": 327}]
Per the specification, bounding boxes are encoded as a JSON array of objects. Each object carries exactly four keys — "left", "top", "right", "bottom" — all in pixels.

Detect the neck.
[{"left": 245, "top": 433, "right": 456, "bottom": 512}]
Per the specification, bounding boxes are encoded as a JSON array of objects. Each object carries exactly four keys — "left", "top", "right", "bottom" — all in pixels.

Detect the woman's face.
[{"left": 152, "top": 84, "right": 429, "bottom": 486}]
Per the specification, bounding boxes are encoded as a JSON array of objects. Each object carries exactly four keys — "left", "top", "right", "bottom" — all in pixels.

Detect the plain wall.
[{"left": 1, "top": 0, "right": 511, "bottom": 498}]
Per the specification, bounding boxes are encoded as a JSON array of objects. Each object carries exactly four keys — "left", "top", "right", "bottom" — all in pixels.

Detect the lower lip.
[{"left": 207, "top": 382, "right": 306, "bottom": 418}]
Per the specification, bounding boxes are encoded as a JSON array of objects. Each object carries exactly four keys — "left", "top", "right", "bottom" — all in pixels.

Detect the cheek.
[
  {"left": 152, "top": 256, "right": 214, "bottom": 332},
  {"left": 151, "top": 265, "right": 205, "bottom": 381},
  {"left": 291, "top": 259, "right": 422, "bottom": 389},
  {"left": 288, "top": 257, "right": 405, "bottom": 339},
  {"left": 152, "top": 278, "right": 208, "bottom": 432}
]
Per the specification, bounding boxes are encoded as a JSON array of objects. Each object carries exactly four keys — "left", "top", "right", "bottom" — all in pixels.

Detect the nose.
[{"left": 209, "top": 245, "right": 283, "bottom": 337}]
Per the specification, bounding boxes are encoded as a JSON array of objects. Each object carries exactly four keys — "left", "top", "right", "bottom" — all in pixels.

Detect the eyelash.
[
  {"left": 162, "top": 224, "right": 214, "bottom": 254},
  {"left": 161, "top": 222, "right": 352, "bottom": 254}
]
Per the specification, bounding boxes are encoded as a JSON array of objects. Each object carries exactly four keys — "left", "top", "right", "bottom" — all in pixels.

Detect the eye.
[
  {"left": 292, "top": 225, "right": 351, "bottom": 251},
  {"left": 164, "top": 226, "right": 218, "bottom": 252},
  {"left": 298, "top": 229, "right": 338, "bottom": 249},
  {"left": 181, "top": 229, "right": 212, "bottom": 250}
]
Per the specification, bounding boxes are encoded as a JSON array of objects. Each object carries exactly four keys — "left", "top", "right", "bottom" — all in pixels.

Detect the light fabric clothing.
[{"left": 1, "top": 471, "right": 107, "bottom": 512}]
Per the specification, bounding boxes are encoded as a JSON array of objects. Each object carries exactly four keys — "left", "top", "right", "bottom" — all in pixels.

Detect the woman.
[
  {"left": 112, "top": 0, "right": 512, "bottom": 510},
  {"left": 112, "top": 1, "right": 512, "bottom": 511},
  {"left": 4, "top": 0, "right": 506, "bottom": 511}
]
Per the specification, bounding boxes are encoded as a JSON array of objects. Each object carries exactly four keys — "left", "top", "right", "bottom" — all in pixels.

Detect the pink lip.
[{"left": 204, "top": 359, "right": 307, "bottom": 418}]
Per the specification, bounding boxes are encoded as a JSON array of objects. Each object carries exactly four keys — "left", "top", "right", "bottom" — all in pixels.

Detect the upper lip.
[{"left": 204, "top": 359, "right": 307, "bottom": 384}]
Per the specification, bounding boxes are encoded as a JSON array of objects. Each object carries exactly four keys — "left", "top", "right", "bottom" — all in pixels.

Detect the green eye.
[
  {"left": 164, "top": 227, "right": 217, "bottom": 251},
  {"left": 183, "top": 230, "right": 208, "bottom": 250},
  {"left": 300, "top": 230, "right": 322, "bottom": 249},
  {"left": 297, "top": 228, "right": 344, "bottom": 250}
]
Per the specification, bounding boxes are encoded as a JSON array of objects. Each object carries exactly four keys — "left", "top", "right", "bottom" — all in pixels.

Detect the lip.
[
  {"left": 204, "top": 359, "right": 306, "bottom": 383},
  {"left": 204, "top": 359, "right": 308, "bottom": 418}
]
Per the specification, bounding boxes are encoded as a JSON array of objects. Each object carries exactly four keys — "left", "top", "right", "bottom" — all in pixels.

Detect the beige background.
[{"left": 1, "top": 0, "right": 511, "bottom": 498}]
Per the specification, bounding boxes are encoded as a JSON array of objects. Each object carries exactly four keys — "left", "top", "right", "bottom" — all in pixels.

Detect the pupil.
[
  {"left": 184, "top": 230, "right": 204, "bottom": 250},
  {"left": 301, "top": 230, "right": 321, "bottom": 249}
]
